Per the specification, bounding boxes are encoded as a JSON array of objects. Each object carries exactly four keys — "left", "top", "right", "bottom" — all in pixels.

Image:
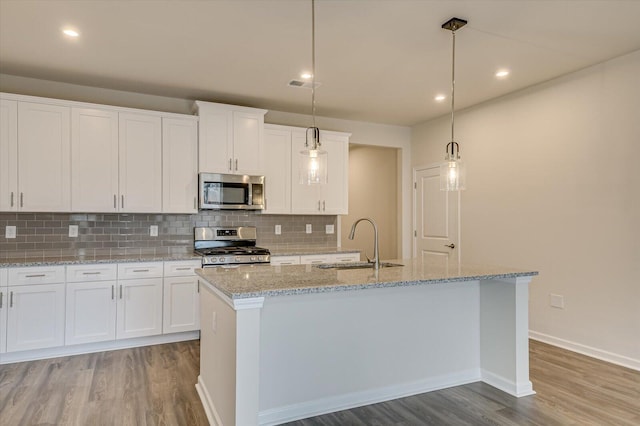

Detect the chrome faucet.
[{"left": 348, "top": 217, "right": 380, "bottom": 270}]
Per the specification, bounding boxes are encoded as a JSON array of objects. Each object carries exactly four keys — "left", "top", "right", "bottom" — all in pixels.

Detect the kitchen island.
[{"left": 195, "top": 259, "right": 538, "bottom": 426}]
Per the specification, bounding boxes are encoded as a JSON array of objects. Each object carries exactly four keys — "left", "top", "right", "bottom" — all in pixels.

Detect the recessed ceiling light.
[
  {"left": 435, "top": 94, "right": 446, "bottom": 102},
  {"left": 63, "top": 28, "right": 79, "bottom": 37},
  {"left": 301, "top": 72, "right": 312, "bottom": 80},
  {"left": 495, "top": 69, "right": 510, "bottom": 78}
]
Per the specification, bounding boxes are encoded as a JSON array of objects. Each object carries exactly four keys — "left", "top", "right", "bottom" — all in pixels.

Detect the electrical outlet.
[
  {"left": 325, "top": 224, "right": 335, "bottom": 234},
  {"left": 275, "top": 224, "right": 281, "bottom": 235},
  {"left": 68, "top": 225, "right": 79, "bottom": 237},
  {"left": 550, "top": 293, "right": 565, "bottom": 309},
  {"left": 5, "top": 225, "right": 16, "bottom": 239},
  {"left": 306, "top": 224, "right": 312, "bottom": 234},
  {"left": 150, "top": 225, "right": 158, "bottom": 237}
]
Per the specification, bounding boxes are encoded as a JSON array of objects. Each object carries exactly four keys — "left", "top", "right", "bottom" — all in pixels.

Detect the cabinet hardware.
[
  {"left": 444, "top": 243, "right": 455, "bottom": 249},
  {"left": 229, "top": 158, "right": 232, "bottom": 171},
  {"left": 176, "top": 267, "right": 190, "bottom": 271},
  {"left": 121, "top": 195, "right": 124, "bottom": 209},
  {"left": 10, "top": 291, "right": 13, "bottom": 308},
  {"left": 10, "top": 192, "right": 14, "bottom": 207},
  {"left": 0, "top": 291, "right": 3, "bottom": 308},
  {"left": 25, "top": 274, "right": 46, "bottom": 278},
  {"left": 197, "top": 282, "right": 200, "bottom": 293},
  {"left": 133, "top": 269, "right": 149, "bottom": 273},
  {"left": 114, "top": 194, "right": 117, "bottom": 209},
  {"left": 111, "top": 285, "right": 115, "bottom": 300},
  {"left": 235, "top": 159, "right": 238, "bottom": 171},
  {"left": 20, "top": 192, "right": 24, "bottom": 208},
  {"left": 318, "top": 200, "right": 321, "bottom": 211},
  {"left": 82, "top": 271, "right": 101, "bottom": 275},
  {"left": 119, "top": 285, "right": 123, "bottom": 299},
  {"left": 280, "top": 262, "right": 293, "bottom": 265},
  {"left": 323, "top": 200, "right": 326, "bottom": 211}
]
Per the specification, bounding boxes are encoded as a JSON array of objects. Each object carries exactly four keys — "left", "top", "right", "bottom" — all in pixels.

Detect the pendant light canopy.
[
  {"left": 299, "top": 0, "right": 328, "bottom": 185},
  {"left": 440, "top": 17, "right": 467, "bottom": 191}
]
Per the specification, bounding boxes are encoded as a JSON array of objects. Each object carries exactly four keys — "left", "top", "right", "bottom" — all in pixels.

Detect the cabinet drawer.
[
  {"left": 1, "top": 268, "right": 7, "bottom": 286},
  {"left": 66, "top": 264, "right": 117, "bottom": 282},
  {"left": 270, "top": 256, "right": 301, "bottom": 266},
  {"left": 300, "top": 255, "right": 331, "bottom": 265},
  {"left": 8, "top": 266, "right": 65, "bottom": 286},
  {"left": 117, "top": 262, "right": 163, "bottom": 279},
  {"left": 331, "top": 253, "right": 360, "bottom": 263},
  {"left": 163, "top": 260, "right": 201, "bottom": 277}
]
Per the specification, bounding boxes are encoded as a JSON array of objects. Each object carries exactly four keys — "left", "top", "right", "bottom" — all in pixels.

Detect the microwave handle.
[{"left": 248, "top": 184, "right": 253, "bottom": 206}]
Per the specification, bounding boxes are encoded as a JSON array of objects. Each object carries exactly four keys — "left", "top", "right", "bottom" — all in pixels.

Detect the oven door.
[{"left": 199, "top": 173, "right": 264, "bottom": 210}]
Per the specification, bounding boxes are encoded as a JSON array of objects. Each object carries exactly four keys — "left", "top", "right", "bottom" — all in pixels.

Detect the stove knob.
[
  {"left": 211, "top": 257, "right": 218, "bottom": 263},
  {"left": 250, "top": 256, "right": 257, "bottom": 261},
  {"left": 235, "top": 256, "right": 242, "bottom": 262}
]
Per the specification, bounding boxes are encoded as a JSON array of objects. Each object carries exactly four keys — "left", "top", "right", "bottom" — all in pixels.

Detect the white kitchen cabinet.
[
  {"left": 163, "top": 260, "right": 200, "bottom": 334},
  {"left": 0, "top": 269, "right": 7, "bottom": 353},
  {"left": 71, "top": 107, "right": 119, "bottom": 212},
  {"left": 269, "top": 256, "right": 302, "bottom": 266},
  {"left": 0, "top": 99, "right": 18, "bottom": 211},
  {"left": 270, "top": 253, "right": 359, "bottom": 266},
  {"left": 195, "top": 101, "right": 267, "bottom": 175},
  {"left": 162, "top": 117, "right": 199, "bottom": 213},
  {"left": 17, "top": 102, "right": 71, "bottom": 212},
  {"left": 263, "top": 125, "right": 292, "bottom": 214},
  {"left": 299, "top": 254, "right": 331, "bottom": 265},
  {"left": 330, "top": 252, "right": 361, "bottom": 263},
  {"left": 290, "top": 129, "right": 350, "bottom": 215},
  {"left": 116, "top": 263, "right": 163, "bottom": 339},
  {"left": 118, "top": 112, "right": 162, "bottom": 213},
  {"left": 65, "top": 264, "right": 118, "bottom": 345}
]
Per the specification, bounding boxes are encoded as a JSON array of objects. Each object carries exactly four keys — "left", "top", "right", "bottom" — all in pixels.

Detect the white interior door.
[{"left": 414, "top": 165, "right": 460, "bottom": 267}]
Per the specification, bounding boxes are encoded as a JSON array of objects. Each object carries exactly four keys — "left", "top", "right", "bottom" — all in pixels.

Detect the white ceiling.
[{"left": 1, "top": 0, "right": 639, "bottom": 126}]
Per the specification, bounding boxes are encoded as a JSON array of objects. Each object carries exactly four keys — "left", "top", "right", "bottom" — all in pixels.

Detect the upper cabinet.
[
  {"left": 0, "top": 99, "right": 18, "bottom": 211},
  {"left": 195, "top": 101, "right": 267, "bottom": 175},
  {"left": 162, "top": 117, "right": 198, "bottom": 213},
  {"left": 18, "top": 102, "right": 71, "bottom": 212},
  {"left": 118, "top": 112, "right": 162, "bottom": 213},
  {"left": 263, "top": 124, "right": 350, "bottom": 215}
]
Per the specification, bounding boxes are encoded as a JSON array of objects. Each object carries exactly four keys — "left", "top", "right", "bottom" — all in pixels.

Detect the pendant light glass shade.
[{"left": 299, "top": 127, "right": 327, "bottom": 184}]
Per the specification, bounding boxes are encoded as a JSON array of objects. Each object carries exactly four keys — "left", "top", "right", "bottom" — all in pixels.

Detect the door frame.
[{"left": 412, "top": 163, "right": 462, "bottom": 261}]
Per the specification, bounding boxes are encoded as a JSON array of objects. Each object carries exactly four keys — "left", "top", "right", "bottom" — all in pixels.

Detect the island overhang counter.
[{"left": 195, "top": 259, "right": 538, "bottom": 426}]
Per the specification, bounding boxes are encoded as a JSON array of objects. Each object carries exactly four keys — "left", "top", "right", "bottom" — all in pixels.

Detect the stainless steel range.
[{"left": 194, "top": 226, "right": 270, "bottom": 267}]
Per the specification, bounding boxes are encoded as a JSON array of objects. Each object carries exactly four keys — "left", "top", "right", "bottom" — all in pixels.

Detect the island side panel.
[
  {"left": 479, "top": 276, "right": 535, "bottom": 397},
  {"left": 257, "top": 281, "right": 482, "bottom": 424},
  {"left": 198, "top": 283, "right": 238, "bottom": 426}
]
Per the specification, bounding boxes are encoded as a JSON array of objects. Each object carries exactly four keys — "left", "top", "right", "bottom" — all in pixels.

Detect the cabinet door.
[
  {"left": 291, "top": 132, "right": 321, "bottom": 214},
  {"left": 319, "top": 132, "right": 349, "bottom": 215},
  {"left": 116, "top": 278, "right": 163, "bottom": 339},
  {"left": 17, "top": 102, "right": 71, "bottom": 212},
  {"left": 0, "top": 276, "right": 7, "bottom": 354},
  {"left": 198, "top": 108, "right": 232, "bottom": 173},
  {"left": 0, "top": 99, "right": 18, "bottom": 211},
  {"left": 118, "top": 112, "right": 162, "bottom": 212},
  {"left": 71, "top": 108, "right": 119, "bottom": 212},
  {"left": 65, "top": 281, "right": 117, "bottom": 345},
  {"left": 263, "top": 127, "right": 291, "bottom": 214},
  {"left": 233, "top": 111, "right": 264, "bottom": 174},
  {"left": 162, "top": 117, "right": 198, "bottom": 213},
  {"left": 6, "top": 283, "right": 66, "bottom": 352},
  {"left": 163, "top": 276, "right": 199, "bottom": 333}
]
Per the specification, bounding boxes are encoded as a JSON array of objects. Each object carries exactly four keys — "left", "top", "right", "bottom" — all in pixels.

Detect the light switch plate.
[
  {"left": 550, "top": 293, "right": 565, "bottom": 309},
  {"left": 68, "top": 225, "right": 79, "bottom": 237},
  {"left": 325, "top": 224, "right": 335, "bottom": 234},
  {"left": 306, "top": 224, "right": 312, "bottom": 234},
  {"left": 150, "top": 225, "right": 159, "bottom": 237},
  {"left": 275, "top": 224, "right": 281, "bottom": 235},
  {"left": 5, "top": 225, "right": 16, "bottom": 239}
]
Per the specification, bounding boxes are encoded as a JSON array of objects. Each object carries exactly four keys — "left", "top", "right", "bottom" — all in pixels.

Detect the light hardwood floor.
[{"left": 1, "top": 340, "right": 638, "bottom": 425}]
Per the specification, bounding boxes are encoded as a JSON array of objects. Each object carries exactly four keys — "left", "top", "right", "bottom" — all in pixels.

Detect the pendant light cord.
[
  {"left": 450, "top": 29, "right": 456, "bottom": 155},
  {"left": 311, "top": 0, "right": 317, "bottom": 132}
]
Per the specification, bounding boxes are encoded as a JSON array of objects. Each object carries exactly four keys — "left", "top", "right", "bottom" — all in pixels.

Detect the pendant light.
[
  {"left": 298, "top": 0, "right": 328, "bottom": 185},
  {"left": 440, "top": 17, "right": 467, "bottom": 191}
]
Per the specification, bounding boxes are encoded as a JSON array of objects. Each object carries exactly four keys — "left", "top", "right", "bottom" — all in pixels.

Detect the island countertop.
[{"left": 196, "top": 258, "right": 538, "bottom": 300}]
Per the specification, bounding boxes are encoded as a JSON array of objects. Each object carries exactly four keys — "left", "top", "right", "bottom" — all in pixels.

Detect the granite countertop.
[
  {"left": 0, "top": 253, "right": 201, "bottom": 268},
  {"left": 268, "top": 247, "right": 361, "bottom": 256},
  {"left": 196, "top": 258, "right": 539, "bottom": 300}
]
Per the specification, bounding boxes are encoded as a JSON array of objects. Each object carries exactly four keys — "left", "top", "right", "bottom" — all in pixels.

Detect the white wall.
[{"left": 411, "top": 50, "right": 640, "bottom": 368}]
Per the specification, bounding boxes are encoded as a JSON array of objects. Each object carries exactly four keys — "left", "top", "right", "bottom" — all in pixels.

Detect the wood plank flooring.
[{"left": 1, "top": 339, "right": 638, "bottom": 425}]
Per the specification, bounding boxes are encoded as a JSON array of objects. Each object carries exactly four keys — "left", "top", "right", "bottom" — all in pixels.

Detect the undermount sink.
[{"left": 315, "top": 262, "right": 404, "bottom": 270}]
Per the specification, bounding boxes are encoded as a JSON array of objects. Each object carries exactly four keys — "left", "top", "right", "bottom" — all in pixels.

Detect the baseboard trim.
[
  {"left": 529, "top": 330, "right": 640, "bottom": 371},
  {"left": 258, "top": 368, "right": 481, "bottom": 425},
  {"left": 481, "top": 369, "right": 535, "bottom": 397},
  {"left": 0, "top": 331, "right": 200, "bottom": 365},
  {"left": 196, "top": 375, "right": 223, "bottom": 426}
]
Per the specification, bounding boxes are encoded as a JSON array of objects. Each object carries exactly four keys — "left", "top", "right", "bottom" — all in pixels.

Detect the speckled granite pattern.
[
  {"left": 0, "top": 253, "right": 201, "bottom": 268},
  {"left": 196, "top": 258, "right": 539, "bottom": 300}
]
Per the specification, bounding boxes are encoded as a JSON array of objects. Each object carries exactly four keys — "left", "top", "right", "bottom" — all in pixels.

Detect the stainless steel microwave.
[{"left": 199, "top": 173, "right": 264, "bottom": 210}]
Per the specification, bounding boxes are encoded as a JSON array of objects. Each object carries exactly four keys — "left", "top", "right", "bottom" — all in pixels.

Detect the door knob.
[{"left": 444, "top": 243, "right": 455, "bottom": 249}]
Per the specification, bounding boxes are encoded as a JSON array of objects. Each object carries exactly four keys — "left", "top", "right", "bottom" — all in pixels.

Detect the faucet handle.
[{"left": 364, "top": 253, "right": 373, "bottom": 263}]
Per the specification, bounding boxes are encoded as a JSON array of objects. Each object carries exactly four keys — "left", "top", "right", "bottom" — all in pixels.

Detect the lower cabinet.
[
  {"left": 66, "top": 280, "right": 117, "bottom": 345},
  {"left": 271, "top": 252, "right": 360, "bottom": 266},
  {"left": 6, "top": 283, "right": 66, "bottom": 352},
  {"left": 0, "top": 269, "right": 6, "bottom": 354},
  {"left": 163, "top": 276, "right": 199, "bottom": 333},
  {"left": 116, "top": 278, "right": 163, "bottom": 339}
]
